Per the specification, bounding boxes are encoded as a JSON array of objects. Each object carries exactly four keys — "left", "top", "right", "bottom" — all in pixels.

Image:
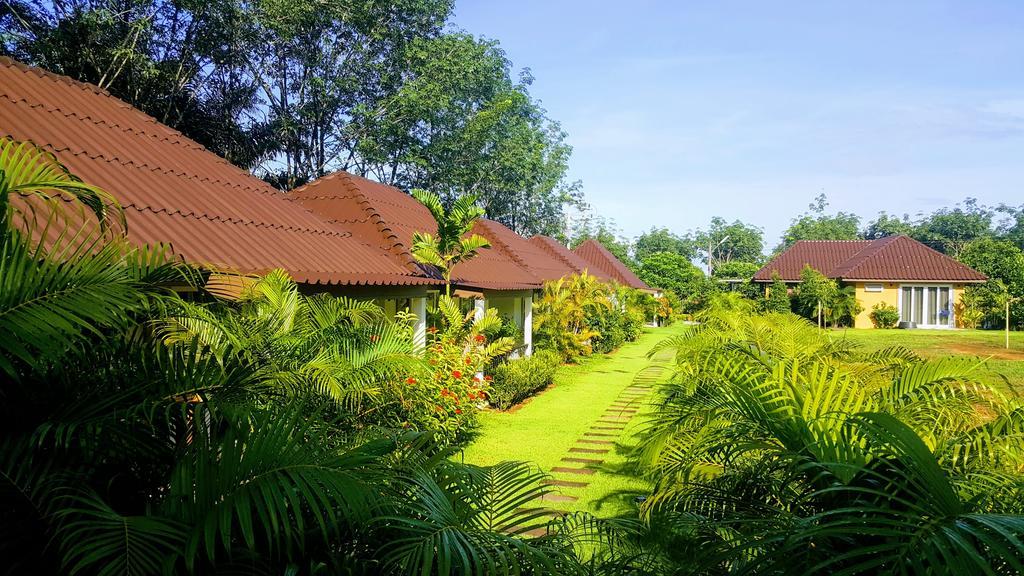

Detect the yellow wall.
[
  {"left": 852, "top": 282, "right": 967, "bottom": 328},
  {"left": 853, "top": 282, "right": 900, "bottom": 328}
]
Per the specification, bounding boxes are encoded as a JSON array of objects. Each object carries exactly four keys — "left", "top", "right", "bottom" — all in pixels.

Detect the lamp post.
[
  {"left": 1007, "top": 296, "right": 1020, "bottom": 350},
  {"left": 707, "top": 235, "right": 730, "bottom": 276}
]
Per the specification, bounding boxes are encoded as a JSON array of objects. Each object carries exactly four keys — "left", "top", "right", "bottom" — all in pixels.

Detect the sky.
[{"left": 451, "top": 0, "right": 1024, "bottom": 248}]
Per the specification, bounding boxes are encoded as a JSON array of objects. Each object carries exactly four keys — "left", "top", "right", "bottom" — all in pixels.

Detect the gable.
[
  {"left": 292, "top": 172, "right": 543, "bottom": 290},
  {"left": 573, "top": 239, "right": 650, "bottom": 289}
]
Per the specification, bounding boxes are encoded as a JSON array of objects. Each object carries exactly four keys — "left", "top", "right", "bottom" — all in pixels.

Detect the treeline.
[
  {"left": 571, "top": 194, "right": 1024, "bottom": 327},
  {"left": 0, "top": 0, "right": 581, "bottom": 235}
]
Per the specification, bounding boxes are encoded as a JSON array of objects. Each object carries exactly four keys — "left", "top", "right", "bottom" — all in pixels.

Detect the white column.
[
  {"left": 473, "top": 297, "right": 486, "bottom": 322},
  {"left": 411, "top": 296, "right": 427, "bottom": 352},
  {"left": 523, "top": 293, "right": 533, "bottom": 357},
  {"left": 474, "top": 297, "right": 486, "bottom": 379}
]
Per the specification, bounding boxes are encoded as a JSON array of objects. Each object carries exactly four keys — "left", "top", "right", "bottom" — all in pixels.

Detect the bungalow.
[
  {"left": 529, "top": 235, "right": 618, "bottom": 283},
  {"left": 574, "top": 239, "right": 656, "bottom": 294},
  {"left": 289, "top": 171, "right": 577, "bottom": 355},
  {"left": 753, "top": 235, "right": 987, "bottom": 328},
  {"left": 0, "top": 58, "right": 442, "bottom": 345}
]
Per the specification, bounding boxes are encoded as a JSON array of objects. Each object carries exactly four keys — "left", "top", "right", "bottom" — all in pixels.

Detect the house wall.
[
  {"left": 853, "top": 282, "right": 968, "bottom": 328},
  {"left": 853, "top": 282, "right": 901, "bottom": 328}
]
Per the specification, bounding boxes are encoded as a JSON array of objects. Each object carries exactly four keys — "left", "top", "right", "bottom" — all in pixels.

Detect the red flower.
[
  {"left": 473, "top": 376, "right": 482, "bottom": 383},
  {"left": 435, "top": 405, "right": 444, "bottom": 413},
  {"left": 455, "top": 408, "right": 463, "bottom": 415},
  {"left": 405, "top": 377, "right": 417, "bottom": 385},
  {"left": 474, "top": 334, "right": 486, "bottom": 343},
  {"left": 427, "top": 326, "right": 438, "bottom": 334},
  {"left": 464, "top": 356, "right": 473, "bottom": 365},
  {"left": 484, "top": 375, "right": 493, "bottom": 382},
  {"left": 467, "top": 392, "right": 477, "bottom": 400},
  {"left": 452, "top": 370, "right": 463, "bottom": 379},
  {"left": 370, "top": 334, "right": 379, "bottom": 342},
  {"left": 441, "top": 388, "right": 451, "bottom": 397}
]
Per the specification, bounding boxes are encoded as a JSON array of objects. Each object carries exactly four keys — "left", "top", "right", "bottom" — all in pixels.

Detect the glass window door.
[{"left": 899, "top": 285, "right": 953, "bottom": 327}]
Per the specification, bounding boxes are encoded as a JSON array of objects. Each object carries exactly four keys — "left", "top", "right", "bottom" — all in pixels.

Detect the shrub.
[
  {"left": 488, "top": 349, "right": 562, "bottom": 410},
  {"left": 410, "top": 296, "right": 514, "bottom": 445},
  {"left": 764, "top": 273, "right": 792, "bottom": 313},
  {"left": 869, "top": 302, "right": 900, "bottom": 328}
]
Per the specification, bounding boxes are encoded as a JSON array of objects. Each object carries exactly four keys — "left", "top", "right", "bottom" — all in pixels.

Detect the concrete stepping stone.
[
  {"left": 562, "top": 456, "right": 603, "bottom": 464},
  {"left": 551, "top": 466, "right": 597, "bottom": 475},
  {"left": 577, "top": 439, "right": 614, "bottom": 445},
  {"left": 592, "top": 425, "right": 624, "bottom": 431},
  {"left": 516, "top": 507, "right": 567, "bottom": 518},
  {"left": 521, "top": 527, "right": 548, "bottom": 538},
  {"left": 541, "top": 494, "right": 579, "bottom": 503},
  {"left": 569, "top": 447, "right": 609, "bottom": 454},
  {"left": 584, "top": 432, "right": 617, "bottom": 437},
  {"left": 606, "top": 408, "right": 638, "bottom": 414},
  {"left": 543, "top": 479, "right": 589, "bottom": 488}
]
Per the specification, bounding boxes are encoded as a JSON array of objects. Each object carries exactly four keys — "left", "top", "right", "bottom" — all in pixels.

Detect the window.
[{"left": 865, "top": 284, "right": 883, "bottom": 293}]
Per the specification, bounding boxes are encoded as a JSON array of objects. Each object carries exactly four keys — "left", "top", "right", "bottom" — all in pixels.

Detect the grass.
[
  {"left": 460, "top": 323, "right": 688, "bottom": 516},
  {"left": 832, "top": 328, "right": 1024, "bottom": 396}
]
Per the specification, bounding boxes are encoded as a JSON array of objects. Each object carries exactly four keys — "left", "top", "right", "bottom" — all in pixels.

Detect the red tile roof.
[
  {"left": 573, "top": 239, "right": 651, "bottom": 290},
  {"left": 753, "top": 236, "right": 987, "bottom": 283},
  {"left": 475, "top": 223, "right": 577, "bottom": 283},
  {"left": 529, "top": 235, "right": 616, "bottom": 282},
  {"left": 0, "top": 58, "right": 436, "bottom": 286},
  {"left": 291, "top": 171, "right": 543, "bottom": 290}
]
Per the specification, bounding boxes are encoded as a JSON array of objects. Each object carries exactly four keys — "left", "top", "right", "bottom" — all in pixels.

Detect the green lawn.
[
  {"left": 832, "top": 328, "right": 1024, "bottom": 396},
  {"left": 460, "top": 323, "right": 688, "bottom": 516}
]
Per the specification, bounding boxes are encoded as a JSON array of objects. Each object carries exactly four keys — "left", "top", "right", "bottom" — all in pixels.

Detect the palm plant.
[
  {"left": 0, "top": 140, "right": 581, "bottom": 575},
  {"left": 410, "top": 189, "right": 491, "bottom": 295},
  {"left": 632, "top": 307, "right": 1024, "bottom": 573},
  {"left": 533, "top": 272, "right": 614, "bottom": 361},
  {"left": 162, "top": 269, "right": 427, "bottom": 418}
]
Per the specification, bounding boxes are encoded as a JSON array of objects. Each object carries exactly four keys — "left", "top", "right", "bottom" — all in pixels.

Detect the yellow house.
[{"left": 754, "top": 236, "right": 987, "bottom": 329}]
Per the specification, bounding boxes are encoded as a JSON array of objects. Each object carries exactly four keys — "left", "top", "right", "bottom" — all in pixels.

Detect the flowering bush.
[{"left": 402, "top": 295, "right": 513, "bottom": 445}]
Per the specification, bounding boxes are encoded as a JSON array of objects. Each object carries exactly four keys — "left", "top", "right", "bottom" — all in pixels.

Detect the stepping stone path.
[{"left": 527, "top": 351, "right": 676, "bottom": 527}]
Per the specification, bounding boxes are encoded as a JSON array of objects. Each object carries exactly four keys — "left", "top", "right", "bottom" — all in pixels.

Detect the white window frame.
[{"left": 897, "top": 284, "right": 954, "bottom": 328}]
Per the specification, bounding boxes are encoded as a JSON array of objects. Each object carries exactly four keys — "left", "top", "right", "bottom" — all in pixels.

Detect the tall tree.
[
  {"left": 634, "top": 227, "right": 694, "bottom": 262},
  {"left": 778, "top": 194, "right": 860, "bottom": 252},
  {"left": 358, "top": 34, "right": 582, "bottom": 235},
  {"left": 911, "top": 198, "right": 993, "bottom": 257},
  {"left": 566, "top": 210, "right": 634, "bottom": 269},
  {"left": 694, "top": 217, "right": 764, "bottom": 271},
  {"left": 863, "top": 211, "right": 915, "bottom": 239}
]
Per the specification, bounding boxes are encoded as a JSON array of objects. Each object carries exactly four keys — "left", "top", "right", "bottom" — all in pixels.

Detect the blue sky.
[{"left": 452, "top": 1, "right": 1024, "bottom": 248}]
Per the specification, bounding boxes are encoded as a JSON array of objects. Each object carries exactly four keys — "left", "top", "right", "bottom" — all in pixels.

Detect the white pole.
[{"left": 523, "top": 293, "right": 533, "bottom": 357}]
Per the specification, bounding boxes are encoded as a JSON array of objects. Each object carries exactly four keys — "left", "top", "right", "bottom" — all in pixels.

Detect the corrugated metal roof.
[
  {"left": 529, "top": 235, "right": 616, "bottom": 282},
  {"left": 573, "top": 239, "right": 650, "bottom": 289},
  {"left": 291, "top": 171, "right": 543, "bottom": 290},
  {"left": 754, "top": 236, "right": 987, "bottom": 283},
  {"left": 0, "top": 58, "right": 435, "bottom": 286}
]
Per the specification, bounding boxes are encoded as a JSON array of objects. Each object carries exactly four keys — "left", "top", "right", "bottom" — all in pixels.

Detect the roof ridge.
[
  {"left": 338, "top": 173, "right": 421, "bottom": 270},
  {"left": 531, "top": 235, "right": 578, "bottom": 270},
  {"left": 477, "top": 220, "right": 538, "bottom": 277}
]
